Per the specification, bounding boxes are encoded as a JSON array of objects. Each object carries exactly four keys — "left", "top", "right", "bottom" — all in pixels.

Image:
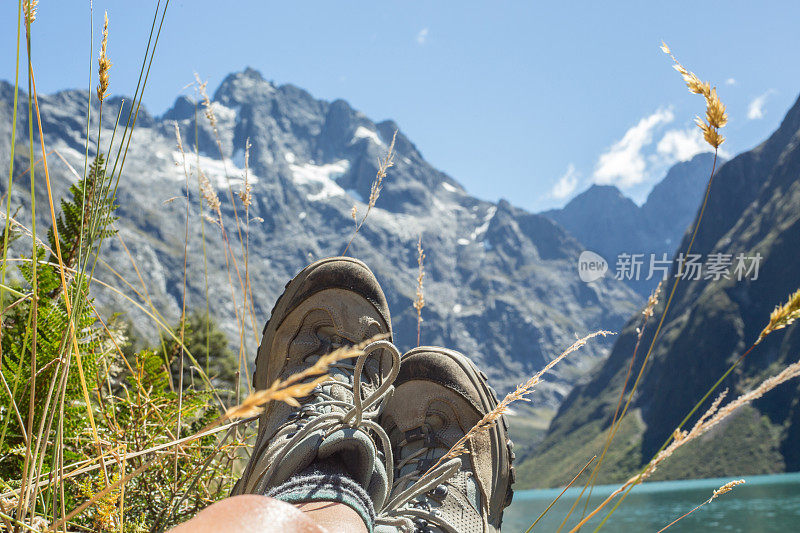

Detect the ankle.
[
  {"left": 267, "top": 461, "right": 376, "bottom": 532},
  {"left": 295, "top": 501, "right": 369, "bottom": 533}
]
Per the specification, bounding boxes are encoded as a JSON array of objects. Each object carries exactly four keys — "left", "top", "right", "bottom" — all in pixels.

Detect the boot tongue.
[
  {"left": 392, "top": 406, "right": 483, "bottom": 526},
  {"left": 319, "top": 427, "right": 389, "bottom": 508},
  {"left": 319, "top": 428, "right": 376, "bottom": 486},
  {"left": 397, "top": 410, "right": 451, "bottom": 481},
  {"left": 308, "top": 328, "right": 357, "bottom": 412},
  {"left": 315, "top": 324, "right": 387, "bottom": 397}
]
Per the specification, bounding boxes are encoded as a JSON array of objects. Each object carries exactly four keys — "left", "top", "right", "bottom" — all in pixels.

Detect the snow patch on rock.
[
  {"left": 289, "top": 160, "right": 350, "bottom": 201},
  {"left": 470, "top": 206, "right": 496, "bottom": 240},
  {"left": 352, "top": 126, "right": 383, "bottom": 146},
  {"left": 214, "top": 103, "right": 237, "bottom": 123},
  {"left": 171, "top": 151, "right": 258, "bottom": 189}
]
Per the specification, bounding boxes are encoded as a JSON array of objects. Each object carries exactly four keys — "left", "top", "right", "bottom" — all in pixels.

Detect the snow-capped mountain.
[{"left": 0, "top": 68, "right": 641, "bottom": 410}]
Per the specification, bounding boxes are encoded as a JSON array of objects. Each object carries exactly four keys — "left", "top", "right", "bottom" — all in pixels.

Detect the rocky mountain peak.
[
  {"left": 0, "top": 72, "right": 643, "bottom": 421},
  {"left": 566, "top": 184, "right": 638, "bottom": 214},
  {"left": 522, "top": 91, "right": 800, "bottom": 488},
  {"left": 544, "top": 153, "right": 721, "bottom": 295},
  {"left": 162, "top": 95, "right": 195, "bottom": 121},
  {"left": 213, "top": 67, "right": 276, "bottom": 105}
]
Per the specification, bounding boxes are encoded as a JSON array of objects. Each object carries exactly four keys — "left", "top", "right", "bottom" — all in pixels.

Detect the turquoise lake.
[{"left": 502, "top": 472, "right": 800, "bottom": 532}]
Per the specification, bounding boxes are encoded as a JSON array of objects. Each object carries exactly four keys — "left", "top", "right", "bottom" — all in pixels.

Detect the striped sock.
[{"left": 266, "top": 459, "right": 376, "bottom": 532}]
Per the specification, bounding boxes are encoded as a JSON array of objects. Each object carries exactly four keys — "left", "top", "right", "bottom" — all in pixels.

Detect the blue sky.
[{"left": 3, "top": 1, "right": 800, "bottom": 211}]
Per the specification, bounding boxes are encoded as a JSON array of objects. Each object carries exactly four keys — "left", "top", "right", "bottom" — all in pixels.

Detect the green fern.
[
  {"left": 0, "top": 148, "right": 232, "bottom": 530},
  {"left": 47, "top": 152, "right": 117, "bottom": 270},
  {"left": 0, "top": 151, "right": 120, "bottom": 517}
]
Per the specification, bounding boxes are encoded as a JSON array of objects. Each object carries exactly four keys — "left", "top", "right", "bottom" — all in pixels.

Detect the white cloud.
[
  {"left": 725, "top": 78, "right": 736, "bottom": 86},
  {"left": 593, "top": 108, "right": 674, "bottom": 188},
  {"left": 550, "top": 164, "right": 579, "bottom": 199},
  {"left": 748, "top": 91, "right": 772, "bottom": 120},
  {"left": 656, "top": 128, "right": 707, "bottom": 162},
  {"left": 416, "top": 28, "right": 429, "bottom": 45}
]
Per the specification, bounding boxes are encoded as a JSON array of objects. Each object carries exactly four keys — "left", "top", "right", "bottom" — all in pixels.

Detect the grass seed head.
[
  {"left": 24, "top": 0, "right": 37, "bottom": 24},
  {"left": 643, "top": 281, "right": 662, "bottom": 319},
  {"left": 367, "top": 131, "right": 397, "bottom": 209},
  {"left": 705, "top": 88, "right": 728, "bottom": 128},
  {"left": 662, "top": 42, "right": 726, "bottom": 149},
  {"left": 710, "top": 479, "right": 745, "bottom": 501},
  {"left": 757, "top": 288, "right": 800, "bottom": 343},
  {"left": 198, "top": 170, "right": 221, "bottom": 215},
  {"left": 97, "top": 12, "right": 112, "bottom": 102},
  {"left": 414, "top": 236, "right": 426, "bottom": 314},
  {"left": 239, "top": 139, "right": 253, "bottom": 208},
  {"left": 194, "top": 72, "right": 218, "bottom": 131}
]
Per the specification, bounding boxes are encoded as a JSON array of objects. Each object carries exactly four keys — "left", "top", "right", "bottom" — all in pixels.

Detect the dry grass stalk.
[
  {"left": 23, "top": 0, "right": 37, "bottom": 25},
  {"left": 756, "top": 288, "right": 800, "bottom": 344},
  {"left": 661, "top": 42, "right": 727, "bottom": 148},
  {"left": 194, "top": 73, "right": 217, "bottom": 132},
  {"left": 576, "top": 53, "right": 728, "bottom": 523},
  {"left": 18, "top": 64, "right": 118, "bottom": 525},
  {"left": 172, "top": 119, "right": 194, "bottom": 490},
  {"left": 192, "top": 73, "right": 260, "bottom": 358},
  {"left": 238, "top": 137, "right": 255, "bottom": 400},
  {"left": 570, "top": 358, "right": 800, "bottom": 532},
  {"left": 642, "top": 358, "right": 800, "bottom": 483},
  {"left": 641, "top": 280, "right": 662, "bottom": 321},
  {"left": 367, "top": 131, "right": 397, "bottom": 209},
  {"left": 524, "top": 455, "right": 597, "bottom": 533},
  {"left": 222, "top": 335, "right": 387, "bottom": 420},
  {"left": 656, "top": 479, "right": 745, "bottom": 532},
  {"left": 562, "top": 283, "right": 663, "bottom": 529},
  {"left": 238, "top": 138, "right": 252, "bottom": 208},
  {"left": 198, "top": 170, "right": 221, "bottom": 217},
  {"left": 97, "top": 12, "right": 111, "bottom": 102},
  {"left": 342, "top": 131, "right": 397, "bottom": 255},
  {"left": 413, "top": 235, "right": 426, "bottom": 346},
  {"left": 424, "top": 331, "right": 613, "bottom": 475}
]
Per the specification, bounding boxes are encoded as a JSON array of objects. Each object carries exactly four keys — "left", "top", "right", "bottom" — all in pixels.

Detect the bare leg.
[
  {"left": 168, "top": 495, "right": 368, "bottom": 533},
  {"left": 294, "top": 501, "right": 368, "bottom": 533}
]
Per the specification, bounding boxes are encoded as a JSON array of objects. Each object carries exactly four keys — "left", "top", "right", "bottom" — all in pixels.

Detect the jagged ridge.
[{"left": 0, "top": 70, "right": 640, "bottom": 417}]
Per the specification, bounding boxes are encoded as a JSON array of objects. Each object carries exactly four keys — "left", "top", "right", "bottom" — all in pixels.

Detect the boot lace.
[
  {"left": 257, "top": 339, "right": 401, "bottom": 507},
  {"left": 376, "top": 424, "right": 461, "bottom": 532}
]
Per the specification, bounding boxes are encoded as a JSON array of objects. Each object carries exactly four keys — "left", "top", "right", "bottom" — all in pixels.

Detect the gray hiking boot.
[
  {"left": 378, "top": 347, "right": 515, "bottom": 533},
  {"left": 232, "top": 257, "right": 401, "bottom": 512}
]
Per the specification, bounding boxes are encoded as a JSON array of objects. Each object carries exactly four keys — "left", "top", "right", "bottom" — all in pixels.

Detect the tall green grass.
[{"left": 0, "top": 2, "right": 250, "bottom": 531}]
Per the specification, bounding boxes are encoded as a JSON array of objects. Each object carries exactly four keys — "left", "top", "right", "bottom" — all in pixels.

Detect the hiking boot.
[
  {"left": 232, "top": 257, "right": 401, "bottom": 512},
  {"left": 378, "top": 347, "right": 514, "bottom": 533}
]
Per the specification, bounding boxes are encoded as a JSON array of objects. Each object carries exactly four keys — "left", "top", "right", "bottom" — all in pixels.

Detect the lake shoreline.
[{"left": 504, "top": 471, "right": 800, "bottom": 531}]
